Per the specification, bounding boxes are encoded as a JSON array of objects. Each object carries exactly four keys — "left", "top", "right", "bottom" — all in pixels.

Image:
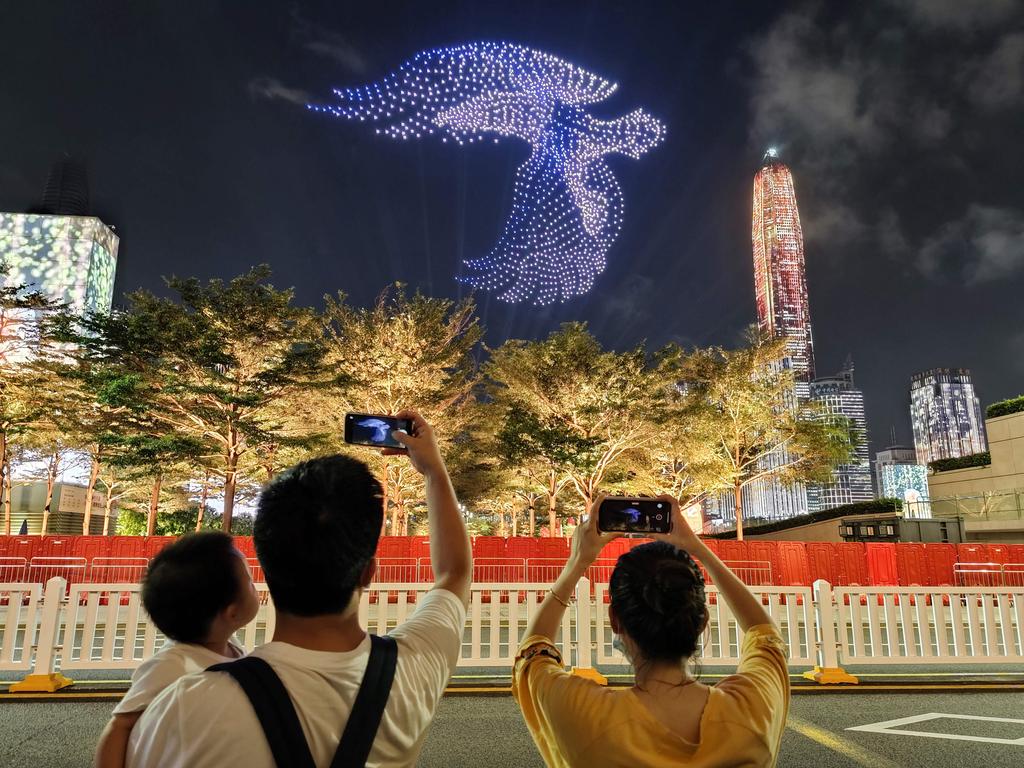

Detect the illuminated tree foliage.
[
  {"left": 55, "top": 267, "right": 325, "bottom": 532},
  {"left": 315, "top": 286, "right": 481, "bottom": 535},
  {"left": 677, "top": 332, "right": 855, "bottom": 540},
  {"left": 486, "top": 323, "right": 678, "bottom": 533},
  {"left": 315, "top": 42, "right": 666, "bottom": 304},
  {"left": 0, "top": 260, "right": 65, "bottom": 533}
]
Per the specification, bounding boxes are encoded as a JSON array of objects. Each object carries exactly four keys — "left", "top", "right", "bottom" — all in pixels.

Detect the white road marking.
[{"left": 847, "top": 712, "right": 1024, "bottom": 745}]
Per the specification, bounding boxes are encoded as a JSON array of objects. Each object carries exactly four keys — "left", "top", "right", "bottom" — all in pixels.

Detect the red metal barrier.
[
  {"left": 775, "top": 541, "right": 812, "bottom": 586},
  {"left": 2, "top": 534, "right": 1023, "bottom": 588},
  {"left": 73, "top": 535, "right": 112, "bottom": 563},
  {"left": 89, "top": 557, "right": 149, "bottom": 583},
  {"left": 234, "top": 537, "right": 256, "bottom": 558},
  {"left": 865, "top": 543, "right": 898, "bottom": 586},
  {"left": 376, "top": 537, "right": 411, "bottom": 559},
  {"left": 0, "top": 556, "right": 27, "bottom": 581},
  {"left": 38, "top": 536, "right": 76, "bottom": 558},
  {"left": 109, "top": 536, "right": 147, "bottom": 559}
]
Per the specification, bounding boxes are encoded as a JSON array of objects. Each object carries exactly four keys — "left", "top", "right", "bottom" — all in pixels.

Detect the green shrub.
[
  {"left": 929, "top": 452, "right": 991, "bottom": 473},
  {"left": 987, "top": 396, "right": 1024, "bottom": 419}
]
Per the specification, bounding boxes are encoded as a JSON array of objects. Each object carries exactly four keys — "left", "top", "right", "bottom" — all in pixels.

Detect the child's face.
[{"left": 231, "top": 551, "right": 261, "bottom": 629}]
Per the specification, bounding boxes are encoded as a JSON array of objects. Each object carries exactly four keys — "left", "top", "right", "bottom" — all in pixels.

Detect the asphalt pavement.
[{"left": 2, "top": 689, "right": 1023, "bottom": 767}]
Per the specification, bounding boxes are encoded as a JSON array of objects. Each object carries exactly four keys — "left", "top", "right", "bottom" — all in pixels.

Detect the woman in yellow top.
[{"left": 512, "top": 497, "right": 790, "bottom": 767}]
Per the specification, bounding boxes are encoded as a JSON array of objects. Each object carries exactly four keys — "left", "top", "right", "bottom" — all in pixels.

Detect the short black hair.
[
  {"left": 254, "top": 454, "right": 383, "bottom": 616},
  {"left": 609, "top": 541, "right": 707, "bottom": 662},
  {"left": 142, "top": 531, "right": 243, "bottom": 644}
]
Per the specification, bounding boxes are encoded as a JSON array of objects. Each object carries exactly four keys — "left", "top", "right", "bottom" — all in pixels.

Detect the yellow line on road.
[{"left": 787, "top": 716, "right": 902, "bottom": 768}]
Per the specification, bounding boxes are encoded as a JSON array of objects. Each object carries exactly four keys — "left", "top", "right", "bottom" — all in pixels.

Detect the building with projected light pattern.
[{"left": 0, "top": 158, "right": 118, "bottom": 364}]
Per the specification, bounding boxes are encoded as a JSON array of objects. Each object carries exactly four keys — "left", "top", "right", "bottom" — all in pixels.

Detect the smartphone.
[
  {"left": 344, "top": 413, "right": 413, "bottom": 450},
  {"left": 597, "top": 497, "right": 672, "bottom": 534}
]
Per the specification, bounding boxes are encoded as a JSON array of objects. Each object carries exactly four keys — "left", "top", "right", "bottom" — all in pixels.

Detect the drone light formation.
[{"left": 310, "top": 42, "right": 666, "bottom": 304}]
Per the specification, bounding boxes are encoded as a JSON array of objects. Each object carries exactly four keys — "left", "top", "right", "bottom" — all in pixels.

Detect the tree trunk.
[
  {"left": 734, "top": 480, "right": 744, "bottom": 542},
  {"left": 528, "top": 503, "right": 536, "bottom": 537},
  {"left": 196, "top": 472, "right": 210, "bottom": 532},
  {"left": 103, "top": 491, "right": 114, "bottom": 536},
  {"left": 262, "top": 444, "right": 277, "bottom": 482},
  {"left": 82, "top": 453, "right": 101, "bottom": 535},
  {"left": 0, "top": 432, "right": 7, "bottom": 535},
  {"left": 148, "top": 473, "right": 162, "bottom": 536},
  {"left": 41, "top": 450, "right": 59, "bottom": 535},
  {"left": 381, "top": 461, "right": 391, "bottom": 537},
  {"left": 511, "top": 510, "right": 518, "bottom": 537},
  {"left": 2, "top": 460, "right": 10, "bottom": 537},
  {"left": 395, "top": 499, "right": 407, "bottom": 536}
]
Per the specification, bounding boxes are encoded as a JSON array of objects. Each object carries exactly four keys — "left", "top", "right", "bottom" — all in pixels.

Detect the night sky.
[{"left": 3, "top": 1, "right": 1023, "bottom": 459}]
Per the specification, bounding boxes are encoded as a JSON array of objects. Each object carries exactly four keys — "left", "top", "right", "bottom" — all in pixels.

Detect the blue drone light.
[{"left": 311, "top": 42, "right": 666, "bottom": 305}]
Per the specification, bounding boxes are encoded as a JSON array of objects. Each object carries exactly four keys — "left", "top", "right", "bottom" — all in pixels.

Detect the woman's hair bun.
[
  {"left": 642, "top": 559, "right": 703, "bottom": 615},
  {"left": 609, "top": 541, "right": 708, "bottom": 661}
]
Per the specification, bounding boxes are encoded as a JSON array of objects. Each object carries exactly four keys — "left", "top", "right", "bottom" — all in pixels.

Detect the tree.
[
  {"left": 55, "top": 267, "right": 327, "bottom": 532},
  {"left": 678, "top": 332, "right": 855, "bottom": 540},
  {"left": 486, "top": 323, "right": 671, "bottom": 533},
  {"left": 316, "top": 286, "right": 481, "bottom": 535},
  {"left": 0, "top": 261, "right": 64, "bottom": 533}
]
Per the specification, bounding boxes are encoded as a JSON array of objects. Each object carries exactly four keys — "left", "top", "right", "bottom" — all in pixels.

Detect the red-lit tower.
[{"left": 752, "top": 148, "right": 815, "bottom": 389}]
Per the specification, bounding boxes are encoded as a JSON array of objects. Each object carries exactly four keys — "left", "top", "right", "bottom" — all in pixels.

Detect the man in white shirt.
[{"left": 127, "top": 410, "right": 472, "bottom": 768}]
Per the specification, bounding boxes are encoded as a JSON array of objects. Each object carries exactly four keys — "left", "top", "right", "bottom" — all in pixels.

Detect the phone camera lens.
[{"left": 656, "top": 514, "right": 663, "bottom": 520}]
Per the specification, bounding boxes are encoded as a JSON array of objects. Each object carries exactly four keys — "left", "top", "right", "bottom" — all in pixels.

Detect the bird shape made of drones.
[{"left": 310, "top": 41, "right": 666, "bottom": 305}]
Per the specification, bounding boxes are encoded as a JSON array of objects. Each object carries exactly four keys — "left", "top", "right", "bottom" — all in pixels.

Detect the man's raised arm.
[{"left": 386, "top": 410, "right": 472, "bottom": 605}]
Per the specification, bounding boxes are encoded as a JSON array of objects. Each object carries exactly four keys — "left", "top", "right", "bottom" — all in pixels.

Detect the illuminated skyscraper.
[
  {"left": 752, "top": 148, "right": 815, "bottom": 394},
  {"left": 0, "top": 158, "right": 118, "bottom": 363},
  {"left": 910, "top": 368, "right": 987, "bottom": 464},
  {"left": 807, "top": 357, "right": 874, "bottom": 511},
  {"left": 745, "top": 148, "right": 812, "bottom": 519}
]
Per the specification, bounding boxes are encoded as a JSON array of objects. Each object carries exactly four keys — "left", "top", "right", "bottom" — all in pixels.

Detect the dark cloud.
[
  {"left": 747, "top": 1, "right": 1024, "bottom": 277},
  {"left": 247, "top": 76, "right": 311, "bottom": 106},
  {"left": 889, "top": 0, "right": 1019, "bottom": 30},
  {"left": 971, "top": 32, "right": 1024, "bottom": 108},
  {"left": 919, "top": 205, "right": 1024, "bottom": 284},
  {"left": 289, "top": 9, "right": 369, "bottom": 74}
]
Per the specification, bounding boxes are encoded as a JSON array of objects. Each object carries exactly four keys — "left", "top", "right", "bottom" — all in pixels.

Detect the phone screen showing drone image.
[
  {"left": 597, "top": 498, "right": 671, "bottom": 534},
  {"left": 344, "top": 413, "right": 411, "bottom": 449}
]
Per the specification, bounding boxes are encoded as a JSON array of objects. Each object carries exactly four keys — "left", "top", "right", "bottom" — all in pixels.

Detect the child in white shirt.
[{"left": 94, "top": 531, "right": 260, "bottom": 768}]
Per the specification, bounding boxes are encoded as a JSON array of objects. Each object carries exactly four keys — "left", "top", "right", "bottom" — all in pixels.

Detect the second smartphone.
[
  {"left": 344, "top": 413, "right": 413, "bottom": 450},
  {"left": 596, "top": 497, "right": 672, "bottom": 534}
]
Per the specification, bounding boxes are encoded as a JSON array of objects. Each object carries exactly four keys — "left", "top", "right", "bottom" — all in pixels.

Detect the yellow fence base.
[
  {"left": 803, "top": 666, "right": 859, "bottom": 685},
  {"left": 572, "top": 667, "right": 608, "bottom": 685},
  {"left": 9, "top": 673, "right": 74, "bottom": 693}
]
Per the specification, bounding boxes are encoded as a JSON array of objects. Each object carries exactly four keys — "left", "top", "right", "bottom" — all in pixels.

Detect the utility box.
[{"left": 838, "top": 515, "right": 964, "bottom": 543}]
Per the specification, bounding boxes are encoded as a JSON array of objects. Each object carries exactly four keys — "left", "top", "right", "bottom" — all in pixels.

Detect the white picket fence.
[{"left": 2, "top": 578, "right": 1023, "bottom": 684}]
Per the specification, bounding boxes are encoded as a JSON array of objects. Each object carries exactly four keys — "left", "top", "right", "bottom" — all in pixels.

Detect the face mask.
[{"left": 612, "top": 633, "right": 628, "bottom": 657}]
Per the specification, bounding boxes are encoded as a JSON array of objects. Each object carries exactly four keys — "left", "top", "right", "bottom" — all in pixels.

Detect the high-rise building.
[
  {"left": 752, "top": 147, "right": 815, "bottom": 395},
  {"left": 909, "top": 368, "right": 987, "bottom": 464},
  {"left": 875, "top": 445, "right": 930, "bottom": 517},
  {"left": 807, "top": 357, "right": 874, "bottom": 511},
  {"left": 745, "top": 147, "right": 814, "bottom": 518},
  {"left": 0, "top": 158, "right": 118, "bottom": 363}
]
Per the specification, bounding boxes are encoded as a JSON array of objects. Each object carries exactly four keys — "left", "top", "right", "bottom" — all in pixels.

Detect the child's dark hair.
[
  {"left": 609, "top": 541, "right": 707, "bottom": 662},
  {"left": 254, "top": 454, "right": 383, "bottom": 616},
  {"left": 142, "top": 531, "right": 243, "bottom": 644}
]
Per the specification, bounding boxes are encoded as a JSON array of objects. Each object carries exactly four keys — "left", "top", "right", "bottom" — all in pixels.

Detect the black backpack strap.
[
  {"left": 330, "top": 634, "right": 399, "bottom": 768},
  {"left": 208, "top": 656, "right": 316, "bottom": 768}
]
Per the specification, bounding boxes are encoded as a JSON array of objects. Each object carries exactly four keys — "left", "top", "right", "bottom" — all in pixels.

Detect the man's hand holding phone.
[{"left": 381, "top": 409, "right": 446, "bottom": 478}]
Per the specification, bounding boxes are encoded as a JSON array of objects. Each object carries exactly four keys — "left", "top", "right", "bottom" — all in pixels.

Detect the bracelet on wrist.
[{"left": 547, "top": 589, "right": 573, "bottom": 607}]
